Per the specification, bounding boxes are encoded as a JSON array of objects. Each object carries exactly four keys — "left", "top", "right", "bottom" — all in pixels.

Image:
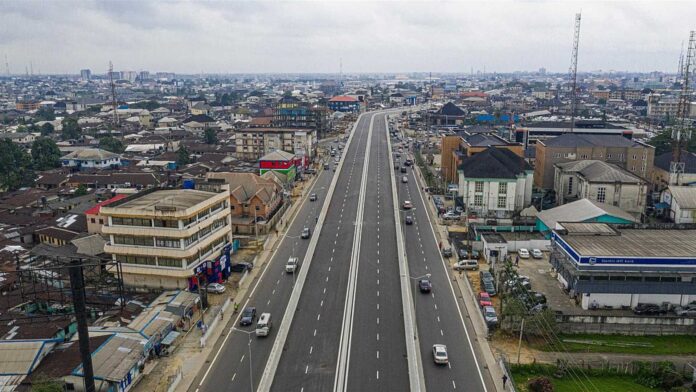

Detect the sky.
[{"left": 0, "top": 0, "right": 694, "bottom": 75}]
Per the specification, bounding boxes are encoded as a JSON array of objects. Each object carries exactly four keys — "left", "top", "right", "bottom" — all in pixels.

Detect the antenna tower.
[
  {"left": 109, "top": 61, "right": 119, "bottom": 128},
  {"left": 670, "top": 31, "right": 696, "bottom": 185},
  {"left": 569, "top": 13, "right": 582, "bottom": 133},
  {"left": 339, "top": 57, "right": 343, "bottom": 93}
]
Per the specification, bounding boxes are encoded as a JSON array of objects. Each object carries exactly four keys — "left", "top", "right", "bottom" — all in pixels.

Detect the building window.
[
  {"left": 90, "top": 218, "right": 96, "bottom": 223},
  {"left": 111, "top": 217, "right": 152, "bottom": 227},
  {"left": 155, "top": 238, "right": 180, "bottom": 248},
  {"left": 116, "top": 255, "right": 156, "bottom": 266},
  {"left": 475, "top": 181, "right": 484, "bottom": 193},
  {"left": 597, "top": 187, "right": 606, "bottom": 203},
  {"left": 498, "top": 182, "right": 507, "bottom": 194},
  {"left": 113, "top": 236, "right": 154, "bottom": 246},
  {"left": 154, "top": 219, "right": 178, "bottom": 228},
  {"left": 567, "top": 177, "right": 573, "bottom": 195},
  {"left": 497, "top": 196, "right": 506, "bottom": 208},
  {"left": 98, "top": 219, "right": 104, "bottom": 224},
  {"left": 607, "top": 153, "right": 612, "bottom": 159},
  {"left": 580, "top": 154, "right": 588, "bottom": 159},
  {"left": 158, "top": 257, "right": 182, "bottom": 268},
  {"left": 618, "top": 154, "right": 624, "bottom": 160},
  {"left": 553, "top": 153, "right": 561, "bottom": 158},
  {"left": 474, "top": 195, "right": 483, "bottom": 206}
]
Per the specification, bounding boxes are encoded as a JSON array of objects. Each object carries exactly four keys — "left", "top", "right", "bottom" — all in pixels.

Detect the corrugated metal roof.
[
  {"left": 668, "top": 186, "right": 696, "bottom": 209},
  {"left": 0, "top": 341, "right": 48, "bottom": 374},
  {"left": 538, "top": 198, "right": 638, "bottom": 230}
]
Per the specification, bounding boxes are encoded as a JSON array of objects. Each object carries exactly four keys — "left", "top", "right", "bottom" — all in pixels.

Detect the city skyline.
[{"left": 1, "top": 0, "right": 694, "bottom": 75}]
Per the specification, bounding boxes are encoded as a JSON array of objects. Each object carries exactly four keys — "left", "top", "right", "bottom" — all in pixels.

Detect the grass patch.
[
  {"left": 511, "top": 364, "right": 658, "bottom": 392},
  {"left": 529, "top": 334, "right": 696, "bottom": 355}
]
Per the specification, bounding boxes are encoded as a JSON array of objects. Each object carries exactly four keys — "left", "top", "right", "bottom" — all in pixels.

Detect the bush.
[
  {"left": 528, "top": 376, "right": 555, "bottom": 392},
  {"left": 668, "top": 387, "right": 689, "bottom": 392}
]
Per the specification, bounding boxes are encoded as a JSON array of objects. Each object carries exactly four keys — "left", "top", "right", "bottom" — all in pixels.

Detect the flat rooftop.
[
  {"left": 558, "top": 223, "right": 696, "bottom": 258},
  {"left": 115, "top": 189, "right": 217, "bottom": 211}
]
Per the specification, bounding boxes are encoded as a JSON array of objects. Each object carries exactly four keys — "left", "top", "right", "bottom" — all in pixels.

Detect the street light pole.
[{"left": 232, "top": 327, "right": 255, "bottom": 392}]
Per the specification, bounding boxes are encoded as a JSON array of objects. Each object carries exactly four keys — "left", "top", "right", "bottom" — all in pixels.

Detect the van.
[{"left": 255, "top": 313, "right": 272, "bottom": 337}]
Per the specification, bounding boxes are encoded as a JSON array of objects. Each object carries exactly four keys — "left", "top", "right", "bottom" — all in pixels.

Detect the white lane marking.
[
  {"left": 317, "top": 313, "right": 321, "bottom": 321},
  {"left": 310, "top": 346, "right": 313, "bottom": 354},
  {"left": 377, "top": 317, "right": 380, "bottom": 325},
  {"left": 313, "top": 329, "right": 317, "bottom": 337},
  {"left": 376, "top": 370, "right": 379, "bottom": 380},
  {"left": 231, "top": 373, "right": 236, "bottom": 381},
  {"left": 434, "top": 303, "right": 438, "bottom": 310},
  {"left": 323, "top": 287, "right": 327, "bottom": 294},
  {"left": 440, "top": 329, "right": 444, "bottom": 336},
  {"left": 267, "top": 299, "right": 271, "bottom": 306},
  {"left": 305, "top": 365, "right": 309, "bottom": 374},
  {"left": 272, "top": 289, "right": 276, "bottom": 295},
  {"left": 321, "top": 300, "right": 324, "bottom": 307},
  {"left": 376, "top": 350, "right": 380, "bottom": 359},
  {"left": 452, "top": 380, "right": 457, "bottom": 389},
  {"left": 437, "top": 316, "right": 441, "bottom": 322},
  {"left": 240, "top": 354, "right": 245, "bottom": 363}
]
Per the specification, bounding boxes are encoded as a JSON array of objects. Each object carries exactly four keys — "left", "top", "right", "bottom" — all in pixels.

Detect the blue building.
[{"left": 328, "top": 95, "right": 360, "bottom": 112}]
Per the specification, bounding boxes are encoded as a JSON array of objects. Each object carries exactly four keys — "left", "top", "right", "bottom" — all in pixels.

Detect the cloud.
[{"left": 0, "top": 0, "right": 693, "bottom": 74}]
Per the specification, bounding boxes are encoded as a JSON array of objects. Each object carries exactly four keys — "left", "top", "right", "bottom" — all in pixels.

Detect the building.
[
  {"left": 80, "top": 69, "right": 91, "bottom": 81},
  {"left": 550, "top": 222, "right": 696, "bottom": 310},
  {"left": 429, "top": 102, "right": 466, "bottom": 127},
  {"left": 554, "top": 160, "right": 648, "bottom": 218},
  {"left": 441, "top": 133, "right": 524, "bottom": 184},
  {"left": 647, "top": 93, "right": 696, "bottom": 119},
  {"left": 327, "top": 95, "right": 360, "bottom": 112},
  {"left": 259, "top": 150, "right": 297, "bottom": 182},
  {"left": 457, "top": 147, "right": 533, "bottom": 220},
  {"left": 536, "top": 198, "right": 639, "bottom": 235},
  {"left": 652, "top": 150, "right": 696, "bottom": 191},
  {"left": 235, "top": 127, "right": 316, "bottom": 162},
  {"left": 60, "top": 148, "right": 121, "bottom": 170},
  {"left": 85, "top": 194, "right": 129, "bottom": 234},
  {"left": 661, "top": 186, "right": 696, "bottom": 224},
  {"left": 274, "top": 96, "right": 319, "bottom": 128},
  {"left": 515, "top": 120, "right": 631, "bottom": 145},
  {"left": 101, "top": 187, "right": 233, "bottom": 289},
  {"left": 0, "top": 132, "right": 36, "bottom": 145},
  {"left": 534, "top": 134, "right": 654, "bottom": 189},
  {"left": 440, "top": 135, "right": 462, "bottom": 184}
]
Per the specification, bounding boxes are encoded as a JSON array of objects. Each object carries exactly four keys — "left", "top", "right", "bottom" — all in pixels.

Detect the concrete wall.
[
  {"left": 581, "top": 292, "right": 696, "bottom": 310},
  {"left": 556, "top": 313, "right": 696, "bottom": 335}
]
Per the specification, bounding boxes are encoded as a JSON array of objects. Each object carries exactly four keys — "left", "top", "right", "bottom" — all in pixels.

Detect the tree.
[
  {"left": 31, "top": 138, "right": 62, "bottom": 170},
  {"left": 597, "top": 98, "right": 607, "bottom": 105},
  {"left": 0, "top": 139, "right": 35, "bottom": 191},
  {"left": 204, "top": 128, "right": 218, "bottom": 145},
  {"left": 177, "top": 146, "right": 191, "bottom": 165},
  {"left": 35, "top": 107, "right": 56, "bottom": 121},
  {"left": 29, "top": 379, "right": 63, "bottom": 392},
  {"left": 74, "top": 184, "right": 88, "bottom": 196},
  {"left": 40, "top": 122, "right": 54, "bottom": 136},
  {"left": 99, "top": 136, "right": 125, "bottom": 153},
  {"left": 61, "top": 117, "right": 81, "bottom": 140}
]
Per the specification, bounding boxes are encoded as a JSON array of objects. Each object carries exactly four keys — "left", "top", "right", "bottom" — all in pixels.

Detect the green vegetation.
[
  {"left": 0, "top": 139, "right": 35, "bottom": 191},
  {"left": 98, "top": 136, "right": 125, "bottom": 153},
  {"left": 61, "top": 117, "right": 82, "bottom": 140},
  {"left": 40, "top": 122, "right": 54, "bottom": 136},
  {"left": 649, "top": 129, "right": 696, "bottom": 155},
  {"left": 35, "top": 107, "right": 56, "bottom": 121},
  {"left": 177, "top": 146, "right": 191, "bottom": 165},
  {"left": 31, "top": 137, "right": 62, "bottom": 170},
  {"left": 204, "top": 128, "right": 218, "bottom": 144},
  {"left": 531, "top": 334, "right": 696, "bottom": 356},
  {"left": 511, "top": 364, "right": 660, "bottom": 392}
]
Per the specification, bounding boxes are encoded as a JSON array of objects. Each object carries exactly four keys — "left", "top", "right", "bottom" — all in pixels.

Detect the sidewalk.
[{"left": 133, "top": 172, "right": 322, "bottom": 392}]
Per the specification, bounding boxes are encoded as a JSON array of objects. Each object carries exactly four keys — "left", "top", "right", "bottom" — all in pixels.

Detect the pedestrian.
[
  {"left": 515, "top": 256, "right": 519, "bottom": 267},
  {"left": 502, "top": 374, "right": 508, "bottom": 389},
  {"left": 315, "top": 216, "right": 318, "bottom": 224},
  {"left": 220, "top": 310, "right": 224, "bottom": 320},
  {"left": 234, "top": 302, "right": 239, "bottom": 314},
  {"left": 438, "top": 241, "right": 442, "bottom": 250}
]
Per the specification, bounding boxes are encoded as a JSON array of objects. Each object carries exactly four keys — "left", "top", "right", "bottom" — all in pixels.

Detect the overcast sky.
[{"left": 0, "top": 0, "right": 694, "bottom": 75}]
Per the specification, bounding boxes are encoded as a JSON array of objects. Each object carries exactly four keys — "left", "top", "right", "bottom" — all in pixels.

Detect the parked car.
[
  {"left": 442, "top": 212, "right": 460, "bottom": 220},
  {"left": 405, "top": 215, "right": 413, "bottom": 225},
  {"left": 479, "top": 270, "right": 494, "bottom": 283},
  {"left": 457, "top": 248, "right": 468, "bottom": 260},
  {"left": 206, "top": 283, "right": 226, "bottom": 294},
  {"left": 482, "top": 306, "right": 498, "bottom": 327},
  {"left": 301, "top": 227, "right": 311, "bottom": 239},
  {"left": 481, "top": 280, "right": 497, "bottom": 296},
  {"left": 453, "top": 259, "right": 479, "bottom": 271},
  {"left": 518, "top": 248, "right": 530, "bottom": 259},
  {"left": 285, "top": 257, "right": 299, "bottom": 273},
  {"left": 230, "top": 262, "right": 253, "bottom": 273},
  {"left": 309, "top": 193, "right": 317, "bottom": 202},
  {"left": 633, "top": 303, "right": 665, "bottom": 315},
  {"left": 432, "top": 344, "right": 449, "bottom": 364},
  {"left": 418, "top": 279, "right": 432, "bottom": 293},
  {"left": 531, "top": 249, "right": 543, "bottom": 259},
  {"left": 239, "top": 307, "right": 257, "bottom": 326},
  {"left": 442, "top": 246, "right": 453, "bottom": 257},
  {"left": 402, "top": 200, "right": 413, "bottom": 210},
  {"left": 478, "top": 292, "right": 493, "bottom": 307},
  {"left": 674, "top": 304, "right": 696, "bottom": 316}
]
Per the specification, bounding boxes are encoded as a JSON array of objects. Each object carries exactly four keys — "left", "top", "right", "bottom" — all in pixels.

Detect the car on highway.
[
  {"left": 230, "top": 262, "right": 253, "bottom": 273},
  {"left": 309, "top": 193, "right": 317, "bottom": 202},
  {"left": 324, "top": 163, "right": 330, "bottom": 170},
  {"left": 285, "top": 257, "right": 299, "bottom": 273},
  {"left": 400, "top": 166, "right": 407, "bottom": 173},
  {"left": 404, "top": 158, "right": 413, "bottom": 166},
  {"left": 531, "top": 248, "right": 543, "bottom": 259},
  {"left": 301, "top": 227, "right": 311, "bottom": 239},
  {"left": 432, "top": 344, "right": 449, "bottom": 365},
  {"left": 518, "top": 248, "right": 530, "bottom": 259},
  {"left": 402, "top": 176, "right": 408, "bottom": 183},
  {"left": 405, "top": 215, "right": 413, "bottom": 225},
  {"left": 453, "top": 259, "right": 479, "bottom": 271},
  {"left": 482, "top": 306, "right": 498, "bottom": 327},
  {"left": 239, "top": 307, "right": 257, "bottom": 326},
  {"left": 402, "top": 200, "right": 413, "bottom": 210},
  {"left": 478, "top": 292, "right": 493, "bottom": 307},
  {"left": 255, "top": 313, "right": 272, "bottom": 337},
  {"left": 418, "top": 279, "right": 432, "bottom": 293},
  {"left": 206, "top": 283, "right": 226, "bottom": 294}
]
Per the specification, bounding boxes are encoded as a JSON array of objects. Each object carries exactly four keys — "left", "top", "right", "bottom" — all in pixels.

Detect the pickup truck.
[{"left": 285, "top": 257, "right": 299, "bottom": 273}]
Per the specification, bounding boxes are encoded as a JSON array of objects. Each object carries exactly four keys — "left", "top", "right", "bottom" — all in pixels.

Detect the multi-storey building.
[
  {"left": 235, "top": 127, "right": 316, "bottom": 162},
  {"left": 534, "top": 134, "right": 654, "bottom": 189},
  {"left": 101, "top": 187, "right": 232, "bottom": 289}
]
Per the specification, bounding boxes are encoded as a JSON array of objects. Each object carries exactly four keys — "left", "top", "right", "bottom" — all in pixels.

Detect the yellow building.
[{"left": 101, "top": 187, "right": 232, "bottom": 290}]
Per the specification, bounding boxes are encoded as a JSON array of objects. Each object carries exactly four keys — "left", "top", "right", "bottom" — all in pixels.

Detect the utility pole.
[
  {"left": 670, "top": 31, "right": 695, "bottom": 186},
  {"left": 517, "top": 318, "right": 525, "bottom": 364},
  {"left": 69, "top": 260, "right": 96, "bottom": 392},
  {"left": 109, "top": 61, "right": 119, "bottom": 129},
  {"left": 569, "top": 13, "right": 582, "bottom": 133}
]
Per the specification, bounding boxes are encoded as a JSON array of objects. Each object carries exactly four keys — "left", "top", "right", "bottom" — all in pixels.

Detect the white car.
[
  {"left": 206, "top": 283, "right": 226, "bottom": 294},
  {"left": 531, "top": 249, "right": 543, "bottom": 259},
  {"left": 285, "top": 257, "right": 299, "bottom": 273},
  {"left": 518, "top": 248, "right": 530, "bottom": 259},
  {"left": 432, "top": 344, "right": 449, "bottom": 364}
]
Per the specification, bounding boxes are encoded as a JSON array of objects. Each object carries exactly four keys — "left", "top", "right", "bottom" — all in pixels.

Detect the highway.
[
  {"left": 190, "top": 142, "right": 336, "bottom": 392},
  {"left": 270, "top": 113, "right": 374, "bottom": 391},
  {"left": 393, "top": 121, "right": 494, "bottom": 391},
  {"left": 345, "top": 113, "right": 409, "bottom": 391}
]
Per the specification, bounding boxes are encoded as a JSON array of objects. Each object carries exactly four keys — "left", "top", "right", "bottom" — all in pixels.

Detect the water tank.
[{"left": 182, "top": 179, "right": 195, "bottom": 189}]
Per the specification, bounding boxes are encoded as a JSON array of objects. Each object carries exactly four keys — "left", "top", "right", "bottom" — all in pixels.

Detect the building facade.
[
  {"left": 327, "top": 96, "right": 360, "bottom": 112},
  {"left": 101, "top": 187, "right": 233, "bottom": 289},
  {"left": 60, "top": 148, "right": 121, "bottom": 170},
  {"left": 235, "top": 128, "right": 316, "bottom": 162}
]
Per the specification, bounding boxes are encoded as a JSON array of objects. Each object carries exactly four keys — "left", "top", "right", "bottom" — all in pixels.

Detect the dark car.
[
  {"left": 481, "top": 280, "right": 497, "bottom": 296},
  {"left": 458, "top": 248, "right": 468, "bottom": 260},
  {"left": 633, "top": 303, "right": 665, "bottom": 315},
  {"left": 239, "top": 307, "right": 257, "bottom": 326},
  {"left": 301, "top": 227, "right": 311, "bottom": 239},
  {"left": 309, "top": 193, "right": 317, "bottom": 202},
  {"left": 442, "top": 246, "right": 453, "bottom": 257},
  {"left": 400, "top": 166, "right": 407, "bottom": 173},
  {"left": 418, "top": 279, "right": 432, "bottom": 293},
  {"left": 405, "top": 215, "right": 413, "bottom": 225},
  {"left": 230, "top": 262, "right": 253, "bottom": 273}
]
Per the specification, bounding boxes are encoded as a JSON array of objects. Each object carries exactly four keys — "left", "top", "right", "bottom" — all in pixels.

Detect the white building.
[
  {"left": 661, "top": 186, "right": 696, "bottom": 224},
  {"left": 60, "top": 148, "right": 121, "bottom": 170},
  {"left": 458, "top": 147, "right": 533, "bottom": 221}
]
